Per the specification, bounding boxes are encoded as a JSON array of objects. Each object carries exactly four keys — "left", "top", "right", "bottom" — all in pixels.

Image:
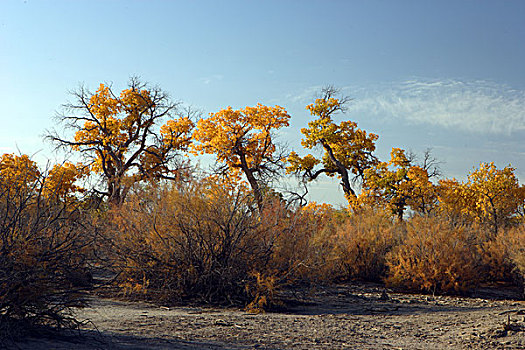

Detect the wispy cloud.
[
  {"left": 349, "top": 79, "right": 525, "bottom": 134},
  {"left": 284, "top": 85, "right": 323, "bottom": 104},
  {"left": 199, "top": 74, "right": 224, "bottom": 85}
]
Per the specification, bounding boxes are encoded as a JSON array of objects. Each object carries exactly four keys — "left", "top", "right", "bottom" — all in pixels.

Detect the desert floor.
[{"left": 13, "top": 283, "right": 525, "bottom": 349}]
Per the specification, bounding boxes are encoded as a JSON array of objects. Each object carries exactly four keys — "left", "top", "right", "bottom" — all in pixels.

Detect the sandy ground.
[{"left": 12, "top": 283, "right": 525, "bottom": 349}]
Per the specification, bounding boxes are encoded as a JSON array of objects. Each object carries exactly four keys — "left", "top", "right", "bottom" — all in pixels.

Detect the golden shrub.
[
  {"left": 482, "top": 225, "right": 525, "bottom": 294},
  {"left": 266, "top": 201, "right": 341, "bottom": 284},
  {"left": 244, "top": 272, "right": 280, "bottom": 313},
  {"left": 109, "top": 180, "right": 281, "bottom": 305},
  {"left": 386, "top": 215, "right": 483, "bottom": 294},
  {"left": 333, "top": 207, "right": 402, "bottom": 282}
]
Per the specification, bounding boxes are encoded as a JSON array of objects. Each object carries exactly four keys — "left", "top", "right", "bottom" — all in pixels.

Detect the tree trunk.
[
  {"left": 321, "top": 140, "right": 356, "bottom": 200},
  {"left": 238, "top": 153, "right": 263, "bottom": 212},
  {"left": 107, "top": 176, "right": 123, "bottom": 205}
]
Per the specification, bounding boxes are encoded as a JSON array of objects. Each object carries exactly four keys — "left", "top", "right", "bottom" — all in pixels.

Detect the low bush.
[
  {"left": 0, "top": 166, "right": 93, "bottom": 341},
  {"left": 109, "top": 180, "right": 282, "bottom": 306},
  {"left": 482, "top": 226, "right": 525, "bottom": 295},
  {"left": 482, "top": 226, "right": 520, "bottom": 283},
  {"left": 333, "top": 207, "right": 402, "bottom": 282},
  {"left": 385, "top": 215, "right": 483, "bottom": 295},
  {"left": 511, "top": 248, "right": 525, "bottom": 298},
  {"left": 267, "top": 202, "right": 341, "bottom": 285},
  {"left": 101, "top": 178, "right": 525, "bottom": 305}
]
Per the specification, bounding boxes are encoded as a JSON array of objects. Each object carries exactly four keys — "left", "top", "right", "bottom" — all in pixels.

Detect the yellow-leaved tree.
[
  {"left": 0, "top": 153, "right": 40, "bottom": 193},
  {"left": 48, "top": 78, "right": 194, "bottom": 204},
  {"left": 192, "top": 104, "right": 291, "bottom": 210},
  {"left": 359, "top": 148, "right": 438, "bottom": 221},
  {"left": 0, "top": 154, "right": 85, "bottom": 203},
  {"left": 438, "top": 162, "right": 525, "bottom": 234},
  {"left": 42, "top": 162, "right": 87, "bottom": 202},
  {"left": 287, "top": 87, "right": 378, "bottom": 205}
]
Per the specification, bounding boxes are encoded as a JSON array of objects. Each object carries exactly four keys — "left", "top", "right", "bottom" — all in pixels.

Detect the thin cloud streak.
[
  {"left": 199, "top": 74, "right": 224, "bottom": 85},
  {"left": 350, "top": 79, "right": 525, "bottom": 134},
  {"left": 284, "top": 85, "right": 323, "bottom": 104}
]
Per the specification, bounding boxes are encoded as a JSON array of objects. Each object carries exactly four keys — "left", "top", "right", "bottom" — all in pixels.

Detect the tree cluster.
[{"left": 2, "top": 78, "right": 525, "bottom": 340}]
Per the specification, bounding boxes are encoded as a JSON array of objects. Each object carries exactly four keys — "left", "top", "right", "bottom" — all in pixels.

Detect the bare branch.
[{"left": 46, "top": 78, "right": 193, "bottom": 205}]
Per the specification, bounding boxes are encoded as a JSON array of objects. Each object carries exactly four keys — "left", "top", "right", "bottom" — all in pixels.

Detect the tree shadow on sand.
[{"left": 12, "top": 328, "right": 248, "bottom": 350}]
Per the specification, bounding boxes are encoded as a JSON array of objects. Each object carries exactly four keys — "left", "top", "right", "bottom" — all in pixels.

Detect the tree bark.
[
  {"left": 238, "top": 153, "right": 263, "bottom": 212},
  {"left": 321, "top": 140, "right": 356, "bottom": 200}
]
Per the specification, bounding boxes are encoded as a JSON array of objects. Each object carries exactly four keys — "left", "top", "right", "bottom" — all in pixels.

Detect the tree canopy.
[
  {"left": 438, "top": 162, "right": 525, "bottom": 234},
  {"left": 192, "top": 104, "right": 290, "bottom": 210},
  {"left": 359, "top": 148, "right": 438, "bottom": 221},
  {"left": 48, "top": 78, "right": 194, "bottom": 204},
  {"left": 287, "top": 87, "right": 378, "bottom": 204}
]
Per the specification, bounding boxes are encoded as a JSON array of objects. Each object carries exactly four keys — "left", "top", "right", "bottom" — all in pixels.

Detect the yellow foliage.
[
  {"left": 55, "top": 80, "right": 194, "bottom": 204},
  {"left": 0, "top": 153, "right": 40, "bottom": 191},
  {"left": 299, "top": 113, "right": 378, "bottom": 177},
  {"left": 286, "top": 152, "right": 319, "bottom": 174},
  {"left": 193, "top": 104, "right": 290, "bottom": 171},
  {"left": 359, "top": 148, "right": 437, "bottom": 220},
  {"left": 300, "top": 201, "right": 334, "bottom": 217},
  {"left": 42, "top": 162, "right": 86, "bottom": 201},
  {"left": 74, "top": 84, "right": 193, "bottom": 176},
  {"left": 1, "top": 156, "right": 85, "bottom": 204},
  {"left": 192, "top": 103, "right": 290, "bottom": 209},
  {"left": 305, "top": 97, "right": 341, "bottom": 117},
  {"left": 160, "top": 117, "right": 194, "bottom": 149},
  {"left": 288, "top": 88, "right": 378, "bottom": 204},
  {"left": 437, "top": 163, "right": 525, "bottom": 233},
  {"left": 386, "top": 216, "right": 483, "bottom": 294}
]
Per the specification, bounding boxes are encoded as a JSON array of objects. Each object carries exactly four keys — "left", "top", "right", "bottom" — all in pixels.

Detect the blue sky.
[{"left": 2, "top": 0, "right": 525, "bottom": 205}]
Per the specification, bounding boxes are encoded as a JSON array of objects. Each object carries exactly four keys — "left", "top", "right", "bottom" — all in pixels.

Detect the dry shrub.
[
  {"left": 108, "top": 183, "right": 357, "bottom": 309},
  {"left": 482, "top": 226, "right": 521, "bottom": 282},
  {"left": 264, "top": 204, "right": 400, "bottom": 286},
  {"left": 333, "top": 207, "right": 401, "bottom": 282},
  {"left": 244, "top": 272, "right": 280, "bottom": 313},
  {"left": 267, "top": 202, "right": 342, "bottom": 285},
  {"left": 511, "top": 249, "right": 525, "bottom": 298},
  {"left": 109, "top": 180, "right": 279, "bottom": 306},
  {"left": 386, "top": 215, "right": 483, "bottom": 294},
  {"left": 483, "top": 226, "right": 525, "bottom": 295},
  {"left": 0, "top": 172, "right": 93, "bottom": 341}
]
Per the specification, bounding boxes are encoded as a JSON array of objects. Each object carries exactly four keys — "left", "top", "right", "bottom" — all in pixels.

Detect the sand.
[{"left": 13, "top": 283, "right": 525, "bottom": 349}]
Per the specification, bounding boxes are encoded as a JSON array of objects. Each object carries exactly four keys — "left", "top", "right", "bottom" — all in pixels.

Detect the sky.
[{"left": 2, "top": 0, "right": 525, "bottom": 205}]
